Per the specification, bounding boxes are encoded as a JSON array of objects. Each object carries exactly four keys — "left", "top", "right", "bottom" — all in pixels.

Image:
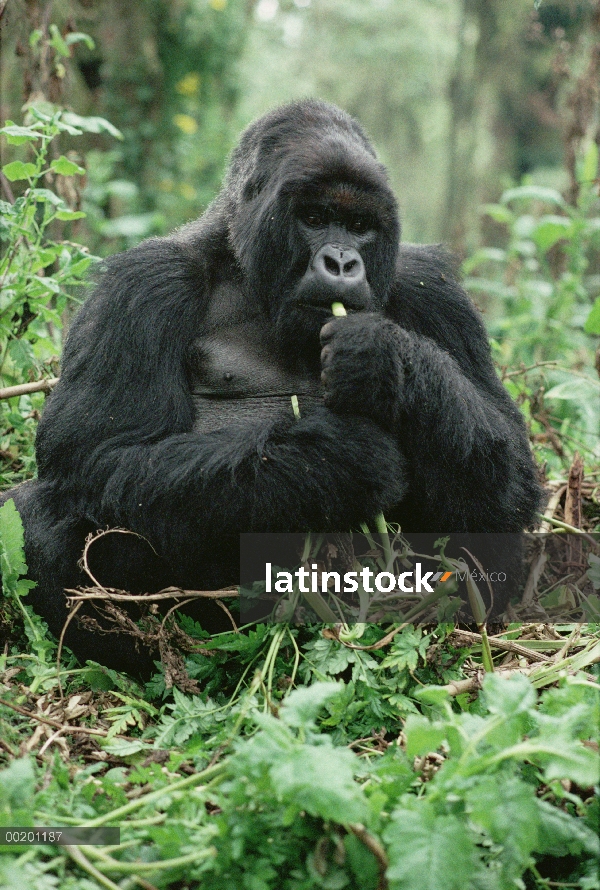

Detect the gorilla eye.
[
  {"left": 349, "top": 216, "right": 370, "bottom": 234},
  {"left": 302, "top": 209, "right": 326, "bottom": 228}
]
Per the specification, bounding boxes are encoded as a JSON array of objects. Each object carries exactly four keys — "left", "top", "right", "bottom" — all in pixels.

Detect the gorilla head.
[{"left": 222, "top": 101, "right": 400, "bottom": 363}]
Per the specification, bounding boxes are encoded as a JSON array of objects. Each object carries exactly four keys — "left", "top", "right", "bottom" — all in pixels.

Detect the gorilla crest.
[{"left": 2, "top": 100, "right": 542, "bottom": 671}]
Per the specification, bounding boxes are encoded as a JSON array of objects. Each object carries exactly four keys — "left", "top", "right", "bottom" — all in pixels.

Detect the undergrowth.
[{"left": 0, "top": 503, "right": 599, "bottom": 890}]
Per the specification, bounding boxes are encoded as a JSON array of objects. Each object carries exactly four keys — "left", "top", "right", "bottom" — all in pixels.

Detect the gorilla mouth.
[{"left": 297, "top": 300, "right": 361, "bottom": 314}]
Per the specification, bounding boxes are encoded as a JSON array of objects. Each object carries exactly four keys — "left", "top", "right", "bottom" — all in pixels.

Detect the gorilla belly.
[{"left": 191, "top": 392, "right": 323, "bottom": 433}]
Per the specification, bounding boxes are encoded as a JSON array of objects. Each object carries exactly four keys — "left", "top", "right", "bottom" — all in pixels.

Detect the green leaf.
[
  {"left": 0, "top": 123, "right": 41, "bottom": 145},
  {"left": 2, "top": 161, "right": 37, "bottom": 182},
  {"left": 466, "top": 773, "right": 540, "bottom": 879},
  {"left": 101, "top": 739, "right": 152, "bottom": 757},
  {"left": 587, "top": 554, "right": 600, "bottom": 589},
  {"left": 403, "top": 715, "right": 448, "bottom": 758},
  {"left": 481, "top": 673, "right": 536, "bottom": 719},
  {"left": 584, "top": 297, "right": 600, "bottom": 335},
  {"left": 280, "top": 682, "right": 342, "bottom": 728},
  {"left": 545, "top": 377, "right": 600, "bottom": 401},
  {"left": 49, "top": 156, "right": 85, "bottom": 176},
  {"left": 48, "top": 24, "right": 70, "bottom": 58},
  {"left": 269, "top": 742, "right": 368, "bottom": 824},
  {"left": 532, "top": 215, "right": 572, "bottom": 252},
  {"left": 65, "top": 32, "right": 96, "bottom": 50},
  {"left": 481, "top": 203, "right": 514, "bottom": 224},
  {"left": 28, "top": 29, "right": 42, "bottom": 48},
  {"left": 385, "top": 800, "right": 477, "bottom": 890},
  {"left": 535, "top": 798, "right": 600, "bottom": 858},
  {"left": 580, "top": 140, "right": 598, "bottom": 185},
  {"left": 61, "top": 112, "right": 123, "bottom": 140},
  {"left": 462, "top": 247, "right": 506, "bottom": 274},
  {"left": 31, "top": 188, "right": 66, "bottom": 206},
  {"left": 0, "top": 758, "right": 36, "bottom": 825},
  {"left": 54, "top": 209, "right": 86, "bottom": 221},
  {"left": 501, "top": 185, "right": 566, "bottom": 207},
  {"left": 0, "top": 499, "right": 28, "bottom": 586}
]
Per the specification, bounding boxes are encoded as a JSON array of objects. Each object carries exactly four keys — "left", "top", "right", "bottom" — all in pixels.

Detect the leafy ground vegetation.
[{"left": 1, "top": 32, "right": 600, "bottom": 890}]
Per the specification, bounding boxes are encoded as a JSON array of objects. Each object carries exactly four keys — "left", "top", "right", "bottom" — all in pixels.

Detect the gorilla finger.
[
  {"left": 320, "top": 345, "right": 332, "bottom": 366},
  {"left": 319, "top": 322, "right": 335, "bottom": 344}
]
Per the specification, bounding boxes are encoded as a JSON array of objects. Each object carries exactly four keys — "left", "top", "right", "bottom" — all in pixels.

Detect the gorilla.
[{"left": 2, "top": 100, "right": 542, "bottom": 670}]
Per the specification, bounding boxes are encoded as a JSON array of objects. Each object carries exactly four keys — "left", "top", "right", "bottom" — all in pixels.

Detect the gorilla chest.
[{"left": 188, "top": 331, "right": 322, "bottom": 432}]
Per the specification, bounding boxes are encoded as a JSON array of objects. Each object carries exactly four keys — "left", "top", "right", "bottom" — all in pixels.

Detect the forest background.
[{"left": 0, "top": 3, "right": 599, "bottom": 890}]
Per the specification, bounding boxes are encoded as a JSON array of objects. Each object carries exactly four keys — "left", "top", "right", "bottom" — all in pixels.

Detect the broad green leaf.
[
  {"left": 481, "top": 203, "right": 514, "bottom": 224},
  {"left": 59, "top": 256, "right": 93, "bottom": 277},
  {"left": 501, "top": 185, "right": 566, "bottom": 207},
  {"left": 532, "top": 215, "right": 572, "bottom": 252},
  {"left": 0, "top": 758, "right": 36, "bottom": 824},
  {"left": 385, "top": 800, "right": 477, "bottom": 890},
  {"left": 61, "top": 111, "right": 123, "bottom": 139},
  {"left": 584, "top": 297, "right": 600, "bottom": 334},
  {"left": 269, "top": 742, "right": 368, "bottom": 824},
  {"left": 403, "top": 715, "right": 448, "bottom": 757},
  {"left": 55, "top": 209, "right": 86, "bottom": 221},
  {"left": 0, "top": 122, "right": 40, "bottom": 145},
  {"left": 481, "top": 673, "right": 536, "bottom": 718},
  {"left": 49, "top": 155, "right": 85, "bottom": 176},
  {"left": 280, "top": 682, "right": 342, "bottom": 728},
  {"left": 466, "top": 773, "right": 540, "bottom": 879},
  {"left": 31, "top": 187, "right": 66, "bottom": 206},
  {"left": 102, "top": 739, "right": 152, "bottom": 757},
  {"left": 2, "top": 161, "right": 37, "bottom": 181},
  {"left": 0, "top": 499, "right": 28, "bottom": 585},
  {"left": 535, "top": 798, "right": 600, "bottom": 857}
]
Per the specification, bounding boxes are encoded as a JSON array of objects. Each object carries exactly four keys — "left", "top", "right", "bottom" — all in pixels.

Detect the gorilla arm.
[
  {"left": 35, "top": 236, "right": 406, "bottom": 572},
  {"left": 319, "top": 244, "right": 543, "bottom": 533}
]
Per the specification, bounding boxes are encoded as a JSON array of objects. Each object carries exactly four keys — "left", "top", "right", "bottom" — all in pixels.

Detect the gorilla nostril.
[
  {"left": 343, "top": 259, "right": 358, "bottom": 275},
  {"left": 324, "top": 255, "right": 341, "bottom": 276}
]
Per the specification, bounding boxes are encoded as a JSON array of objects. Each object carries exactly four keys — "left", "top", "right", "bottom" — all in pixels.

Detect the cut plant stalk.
[
  {"left": 451, "top": 558, "right": 494, "bottom": 672},
  {"left": 331, "top": 301, "right": 393, "bottom": 568}
]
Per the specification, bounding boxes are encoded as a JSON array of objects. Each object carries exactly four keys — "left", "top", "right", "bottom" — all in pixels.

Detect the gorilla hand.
[{"left": 319, "top": 313, "right": 404, "bottom": 430}]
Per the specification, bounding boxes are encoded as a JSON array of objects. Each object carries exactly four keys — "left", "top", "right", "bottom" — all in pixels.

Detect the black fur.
[{"left": 2, "top": 100, "right": 542, "bottom": 671}]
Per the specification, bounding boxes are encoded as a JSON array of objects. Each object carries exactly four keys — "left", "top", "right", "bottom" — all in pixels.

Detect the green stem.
[{"left": 331, "top": 301, "right": 391, "bottom": 563}]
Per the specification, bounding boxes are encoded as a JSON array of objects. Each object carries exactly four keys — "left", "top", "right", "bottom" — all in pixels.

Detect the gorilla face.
[
  {"left": 225, "top": 102, "right": 400, "bottom": 365},
  {"left": 273, "top": 180, "right": 399, "bottom": 367}
]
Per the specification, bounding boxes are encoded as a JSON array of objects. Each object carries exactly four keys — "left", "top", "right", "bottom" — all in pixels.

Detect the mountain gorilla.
[{"left": 3, "top": 100, "right": 542, "bottom": 671}]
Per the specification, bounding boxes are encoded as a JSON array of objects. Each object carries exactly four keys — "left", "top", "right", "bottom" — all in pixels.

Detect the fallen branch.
[
  {"left": 0, "top": 376, "right": 58, "bottom": 400},
  {"left": 65, "top": 585, "right": 239, "bottom": 604},
  {"left": 450, "top": 628, "right": 554, "bottom": 663}
]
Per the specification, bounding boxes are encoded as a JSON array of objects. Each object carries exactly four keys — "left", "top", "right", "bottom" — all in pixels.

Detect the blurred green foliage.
[{"left": 464, "top": 141, "right": 600, "bottom": 475}]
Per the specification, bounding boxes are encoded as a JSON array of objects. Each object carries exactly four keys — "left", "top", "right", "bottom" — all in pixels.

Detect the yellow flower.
[
  {"left": 175, "top": 72, "right": 201, "bottom": 97},
  {"left": 173, "top": 114, "right": 198, "bottom": 135}
]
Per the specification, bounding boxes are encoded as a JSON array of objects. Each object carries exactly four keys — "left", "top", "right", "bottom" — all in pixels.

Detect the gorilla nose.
[{"left": 313, "top": 245, "right": 366, "bottom": 287}]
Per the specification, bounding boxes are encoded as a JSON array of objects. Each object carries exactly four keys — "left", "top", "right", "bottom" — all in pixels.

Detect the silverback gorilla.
[{"left": 3, "top": 100, "right": 542, "bottom": 671}]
